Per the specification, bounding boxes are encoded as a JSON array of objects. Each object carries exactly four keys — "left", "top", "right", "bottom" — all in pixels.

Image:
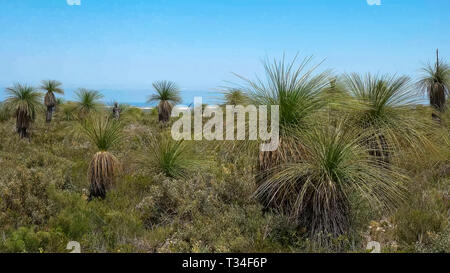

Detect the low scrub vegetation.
[{"left": 0, "top": 54, "right": 449, "bottom": 253}]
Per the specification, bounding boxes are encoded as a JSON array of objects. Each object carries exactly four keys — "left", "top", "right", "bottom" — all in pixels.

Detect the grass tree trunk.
[
  {"left": 257, "top": 137, "right": 307, "bottom": 211},
  {"left": 158, "top": 101, "right": 173, "bottom": 123},
  {"left": 302, "top": 188, "right": 351, "bottom": 237},
  {"left": 430, "top": 83, "right": 446, "bottom": 112},
  {"left": 258, "top": 137, "right": 306, "bottom": 174},
  {"left": 88, "top": 151, "right": 119, "bottom": 200},
  {"left": 44, "top": 92, "right": 56, "bottom": 123},
  {"left": 113, "top": 107, "right": 120, "bottom": 120},
  {"left": 257, "top": 140, "right": 353, "bottom": 237},
  {"left": 16, "top": 110, "right": 30, "bottom": 139},
  {"left": 46, "top": 106, "right": 54, "bottom": 123}
]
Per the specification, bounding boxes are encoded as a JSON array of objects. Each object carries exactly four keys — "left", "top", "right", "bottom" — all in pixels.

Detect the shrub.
[{"left": 0, "top": 227, "right": 67, "bottom": 253}]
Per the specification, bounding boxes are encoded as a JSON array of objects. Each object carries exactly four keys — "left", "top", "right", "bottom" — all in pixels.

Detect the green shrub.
[
  {"left": 0, "top": 102, "right": 11, "bottom": 122},
  {"left": 0, "top": 167, "right": 54, "bottom": 229},
  {"left": 415, "top": 227, "right": 450, "bottom": 253},
  {"left": 395, "top": 209, "right": 445, "bottom": 244},
  {"left": 0, "top": 227, "right": 67, "bottom": 253}
]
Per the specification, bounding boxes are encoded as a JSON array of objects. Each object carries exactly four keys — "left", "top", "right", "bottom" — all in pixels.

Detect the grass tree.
[
  {"left": 4, "top": 83, "right": 43, "bottom": 138},
  {"left": 75, "top": 88, "right": 104, "bottom": 118},
  {"left": 78, "top": 115, "right": 123, "bottom": 200},
  {"left": 147, "top": 81, "right": 182, "bottom": 123},
  {"left": 320, "top": 78, "right": 353, "bottom": 112},
  {"left": 236, "top": 55, "right": 330, "bottom": 173},
  {"left": 229, "top": 55, "right": 330, "bottom": 217},
  {"left": 112, "top": 103, "right": 144, "bottom": 123},
  {"left": 40, "top": 80, "right": 64, "bottom": 123},
  {"left": 418, "top": 49, "right": 450, "bottom": 115},
  {"left": 223, "top": 89, "right": 250, "bottom": 105},
  {"left": 343, "top": 73, "right": 431, "bottom": 164},
  {"left": 145, "top": 133, "right": 198, "bottom": 179},
  {"left": 112, "top": 102, "right": 121, "bottom": 120},
  {"left": 256, "top": 119, "right": 407, "bottom": 238},
  {"left": 60, "top": 102, "right": 77, "bottom": 121}
]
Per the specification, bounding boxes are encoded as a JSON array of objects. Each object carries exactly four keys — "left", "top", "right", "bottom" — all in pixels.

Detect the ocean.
[
  {"left": 0, "top": 88, "right": 225, "bottom": 107},
  {"left": 0, "top": 87, "right": 429, "bottom": 107}
]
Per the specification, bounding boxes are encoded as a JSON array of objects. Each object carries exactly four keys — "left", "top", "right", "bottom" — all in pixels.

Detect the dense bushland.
[{"left": 0, "top": 56, "right": 449, "bottom": 253}]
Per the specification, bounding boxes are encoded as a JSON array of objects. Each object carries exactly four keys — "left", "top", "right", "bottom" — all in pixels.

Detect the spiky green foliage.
[
  {"left": 147, "top": 81, "right": 182, "bottom": 123},
  {"left": 78, "top": 115, "right": 123, "bottom": 199},
  {"left": 79, "top": 115, "right": 124, "bottom": 152},
  {"left": 60, "top": 102, "right": 77, "bottom": 121},
  {"left": 4, "top": 83, "right": 43, "bottom": 138},
  {"left": 0, "top": 86, "right": 448, "bottom": 253},
  {"left": 418, "top": 52, "right": 450, "bottom": 112},
  {"left": 343, "top": 73, "right": 431, "bottom": 162},
  {"left": 223, "top": 89, "right": 250, "bottom": 105},
  {"left": 55, "top": 97, "right": 65, "bottom": 106},
  {"left": 41, "top": 80, "right": 64, "bottom": 123},
  {"left": 237, "top": 55, "right": 330, "bottom": 132},
  {"left": 232, "top": 55, "right": 330, "bottom": 178},
  {"left": 41, "top": 80, "right": 64, "bottom": 97},
  {"left": 320, "top": 78, "right": 353, "bottom": 112},
  {"left": 256, "top": 119, "right": 407, "bottom": 237},
  {"left": 74, "top": 89, "right": 104, "bottom": 118},
  {"left": 145, "top": 133, "right": 198, "bottom": 179}
]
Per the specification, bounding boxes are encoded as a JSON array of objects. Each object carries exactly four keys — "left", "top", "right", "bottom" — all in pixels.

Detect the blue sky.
[{"left": 0, "top": 0, "right": 449, "bottom": 104}]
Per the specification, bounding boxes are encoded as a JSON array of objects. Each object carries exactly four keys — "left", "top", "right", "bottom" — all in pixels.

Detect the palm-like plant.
[
  {"left": 40, "top": 80, "right": 64, "bottom": 123},
  {"left": 343, "top": 73, "right": 429, "bottom": 163},
  {"left": 116, "top": 104, "right": 144, "bottom": 123},
  {"left": 112, "top": 102, "right": 121, "bottom": 120},
  {"left": 320, "top": 78, "right": 353, "bottom": 112},
  {"left": 74, "top": 88, "right": 104, "bottom": 118},
  {"left": 145, "top": 133, "right": 196, "bottom": 179},
  {"left": 60, "top": 101, "right": 77, "bottom": 121},
  {"left": 4, "top": 84, "right": 43, "bottom": 138},
  {"left": 236, "top": 55, "right": 330, "bottom": 172},
  {"left": 78, "top": 115, "right": 123, "bottom": 199},
  {"left": 256, "top": 119, "right": 407, "bottom": 237},
  {"left": 418, "top": 50, "right": 450, "bottom": 114},
  {"left": 223, "top": 89, "right": 250, "bottom": 105},
  {"left": 147, "top": 81, "right": 182, "bottom": 123}
]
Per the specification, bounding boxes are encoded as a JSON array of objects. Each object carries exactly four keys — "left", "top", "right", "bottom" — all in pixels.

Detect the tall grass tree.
[
  {"left": 147, "top": 81, "right": 182, "bottom": 123},
  {"left": 343, "top": 73, "right": 431, "bottom": 164},
  {"left": 40, "top": 80, "right": 64, "bottom": 123},
  {"left": 75, "top": 89, "right": 104, "bottom": 119},
  {"left": 4, "top": 84, "right": 43, "bottom": 139},
  {"left": 78, "top": 115, "right": 123, "bottom": 200},
  {"left": 256, "top": 119, "right": 407, "bottom": 238},
  {"left": 418, "top": 49, "right": 450, "bottom": 115},
  {"left": 235, "top": 55, "right": 330, "bottom": 173}
]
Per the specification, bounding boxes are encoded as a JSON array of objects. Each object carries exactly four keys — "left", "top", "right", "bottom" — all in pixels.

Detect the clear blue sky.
[{"left": 0, "top": 0, "right": 449, "bottom": 103}]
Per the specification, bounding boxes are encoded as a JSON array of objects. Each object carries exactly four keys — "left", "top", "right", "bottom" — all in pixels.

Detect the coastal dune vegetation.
[{"left": 0, "top": 52, "right": 449, "bottom": 253}]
